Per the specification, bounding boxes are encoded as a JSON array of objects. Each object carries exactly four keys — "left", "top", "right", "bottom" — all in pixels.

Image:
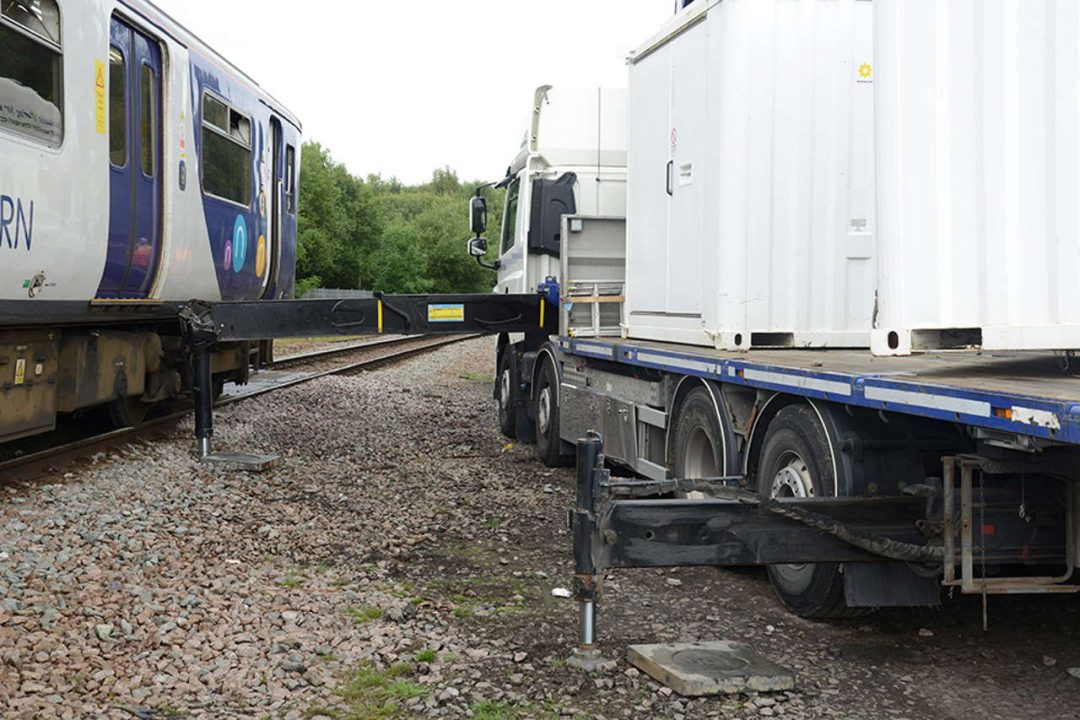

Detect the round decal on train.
[
  {"left": 232, "top": 215, "right": 248, "bottom": 273},
  {"left": 256, "top": 235, "right": 267, "bottom": 277}
]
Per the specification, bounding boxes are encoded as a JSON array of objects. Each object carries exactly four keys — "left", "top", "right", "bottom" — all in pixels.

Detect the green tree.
[
  {"left": 297, "top": 142, "right": 382, "bottom": 291},
  {"left": 297, "top": 146, "right": 503, "bottom": 295}
]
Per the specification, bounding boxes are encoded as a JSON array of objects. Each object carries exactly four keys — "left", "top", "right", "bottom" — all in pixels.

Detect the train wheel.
[
  {"left": 534, "top": 358, "right": 568, "bottom": 467},
  {"left": 756, "top": 404, "right": 854, "bottom": 619},
  {"left": 108, "top": 396, "right": 150, "bottom": 429},
  {"left": 497, "top": 350, "right": 518, "bottom": 439}
]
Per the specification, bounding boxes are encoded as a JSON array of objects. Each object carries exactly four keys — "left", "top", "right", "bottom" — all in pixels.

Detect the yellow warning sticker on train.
[
  {"left": 14, "top": 358, "right": 26, "bottom": 385},
  {"left": 94, "top": 60, "right": 107, "bottom": 135},
  {"left": 428, "top": 304, "right": 465, "bottom": 323}
]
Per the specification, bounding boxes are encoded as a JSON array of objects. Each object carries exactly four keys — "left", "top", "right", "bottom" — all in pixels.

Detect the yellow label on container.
[
  {"left": 94, "top": 60, "right": 107, "bottom": 135},
  {"left": 428, "top": 304, "right": 465, "bottom": 323},
  {"left": 14, "top": 358, "right": 26, "bottom": 385}
]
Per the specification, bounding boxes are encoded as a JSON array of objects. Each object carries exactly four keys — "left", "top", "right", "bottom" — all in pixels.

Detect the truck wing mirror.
[
  {"left": 470, "top": 195, "right": 488, "bottom": 235},
  {"left": 468, "top": 236, "right": 488, "bottom": 257}
]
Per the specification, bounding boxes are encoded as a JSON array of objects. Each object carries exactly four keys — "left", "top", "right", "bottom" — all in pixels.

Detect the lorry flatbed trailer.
[{"left": 561, "top": 337, "right": 1079, "bottom": 446}]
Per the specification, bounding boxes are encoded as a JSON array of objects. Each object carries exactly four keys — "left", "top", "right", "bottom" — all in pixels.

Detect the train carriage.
[{"left": 0, "top": 0, "right": 301, "bottom": 443}]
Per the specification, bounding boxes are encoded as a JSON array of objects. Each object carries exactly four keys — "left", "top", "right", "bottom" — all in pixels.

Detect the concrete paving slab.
[
  {"left": 202, "top": 452, "right": 282, "bottom": 472},
  {"left": 628, "top": 641, "right": 795, "bottom": 696}
]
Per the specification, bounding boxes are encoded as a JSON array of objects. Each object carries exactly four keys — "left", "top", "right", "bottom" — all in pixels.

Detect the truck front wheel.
[
  {"left": 497, "top": 350, "right": 518, "bottom": 439},
  {"left": 757, "top": 404, "right": 853, "bottom": 619}
]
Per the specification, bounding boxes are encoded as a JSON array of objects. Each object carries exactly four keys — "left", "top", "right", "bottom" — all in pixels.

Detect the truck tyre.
[
  {"left": 497, "top": 350, "right": 518, "bottom": 439},
  {"left": 672, "top": 387, "right": 725, "bottom": 482},
  {"left": 756, "top": 404, "right": 855, "bottom": 619},
  {"left": 534, "top": 358, "right": 568, "bottom": 467}
]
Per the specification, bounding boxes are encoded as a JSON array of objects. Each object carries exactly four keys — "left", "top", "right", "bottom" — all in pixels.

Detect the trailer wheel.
[
  {"left": 497, "top": 350, "right": 518, "bottom": 439},
  {"left": 757, "top": 404, "right": 852, "bottom": 619},
  {"left": 534, "top": 358, "right": 569, "bottom": 467},
  {"left": 672, "top": 387, "right": 725, "bottom": 483}
]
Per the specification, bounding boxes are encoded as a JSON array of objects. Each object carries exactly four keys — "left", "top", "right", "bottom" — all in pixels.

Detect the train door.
[
  {"left": 97, "top": 16, "right": 163, "bottom": 299},
  {"left": 263, "top": 117, "right": 283, "bottom": 297}
]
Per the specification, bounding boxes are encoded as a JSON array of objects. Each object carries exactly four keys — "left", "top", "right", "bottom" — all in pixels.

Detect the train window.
[
  {"left": 108, "top": 48, "right": 125, "bottom": 166},
  {"left": 285, "top": 144, "right": 296, "bottom": 215},
  {"left": 203, "top": 94, "right": 228, "bottom": 130},
  {"left": 201, "top": 92, "right": 252, "bottom": 206},
  {"left": 0, "top": 0, "right": 63, "bottom": 147},
  {"left": 139, "top": 64, "right": 155, "bottom": 177}
]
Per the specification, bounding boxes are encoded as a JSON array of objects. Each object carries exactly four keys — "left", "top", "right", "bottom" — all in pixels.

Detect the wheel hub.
[
  {"left": 770, "top": 454, "right": 814, "bottom": 499},
  {"left": 538, "top": 386, "right": 552, "bottom": 433},
  {"left": 500, "top": 368, "right": 512, "bottom": 410},
  {"left": 770, "top": 452, "right": 816, "bottom": 577}
]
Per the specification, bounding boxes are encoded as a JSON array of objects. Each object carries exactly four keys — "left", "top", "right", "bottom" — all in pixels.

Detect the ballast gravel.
[{"left": 2, "top": 337, "right": 1080, "bottom": 719}]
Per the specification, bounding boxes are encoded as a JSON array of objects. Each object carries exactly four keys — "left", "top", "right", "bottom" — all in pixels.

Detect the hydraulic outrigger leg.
[
  {"left": 193, "top": 341, "right": 213, "bottom": 459},
  {"left": 567, "top": 432, "right": 606, "bottom": 670}
]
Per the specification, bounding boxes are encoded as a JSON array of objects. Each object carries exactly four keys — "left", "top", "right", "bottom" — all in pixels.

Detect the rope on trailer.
[{"left": 760, "top": 497, "right": 945, "bottom": 563}]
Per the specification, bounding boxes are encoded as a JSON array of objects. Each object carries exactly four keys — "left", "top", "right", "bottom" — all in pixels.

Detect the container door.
[
  {"left": 664, "top": 20, "right": 707, "bottom": 317},
  {"left": 626, "top": 43, "right": 674, "bottom": 315},
  {"left": 97, "top": 17, "right": 163, "bottom": 299}
]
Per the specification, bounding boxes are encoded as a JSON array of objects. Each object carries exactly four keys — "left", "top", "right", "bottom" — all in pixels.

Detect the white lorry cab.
[
  {"left": 473, "top": 85, "right": 627, "bottom": 295},
  {"left": 467, "top": 85, "right": 627, "bottom": 443}
]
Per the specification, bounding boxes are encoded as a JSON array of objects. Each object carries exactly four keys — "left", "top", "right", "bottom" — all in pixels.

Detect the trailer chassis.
[{"left": 566, "top": 434, "right": 1078, "bottom": 667}]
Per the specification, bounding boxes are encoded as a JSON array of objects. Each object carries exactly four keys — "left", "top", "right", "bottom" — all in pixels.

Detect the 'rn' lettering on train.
[{"left": 0, "top": 194, "right": 34, "bottom": 251}]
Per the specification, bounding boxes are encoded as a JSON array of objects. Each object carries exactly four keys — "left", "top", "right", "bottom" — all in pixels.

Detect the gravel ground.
[{"left": 2, "top": 336, "right": 1080, "bottom": 719}]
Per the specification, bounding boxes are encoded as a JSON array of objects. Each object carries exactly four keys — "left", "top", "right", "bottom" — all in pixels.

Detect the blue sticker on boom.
[{"left": 428, "top": 304, "right": 465, "bottom": 323}]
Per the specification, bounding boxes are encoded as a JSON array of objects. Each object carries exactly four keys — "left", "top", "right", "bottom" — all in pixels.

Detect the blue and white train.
[{"left": 0, "top": 0, "right": 301, "bottom": 442}]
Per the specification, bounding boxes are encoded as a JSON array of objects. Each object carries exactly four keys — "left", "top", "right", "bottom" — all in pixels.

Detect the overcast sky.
[{"left": 153, "top": 0, "right": 673, "bottom": 184}]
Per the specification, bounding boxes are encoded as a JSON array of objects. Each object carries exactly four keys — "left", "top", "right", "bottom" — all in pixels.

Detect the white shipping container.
[
  {"left": 872, "top": 0, "right": 1080, "bottom": 355},
  {"left": 624, "top": 0, "right": 876, "bottom": 350}
]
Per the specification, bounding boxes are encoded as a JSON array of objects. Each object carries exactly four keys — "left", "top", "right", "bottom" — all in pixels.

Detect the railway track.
[{"left": 0, "top": 334, "right": 479, "bottom": 483}]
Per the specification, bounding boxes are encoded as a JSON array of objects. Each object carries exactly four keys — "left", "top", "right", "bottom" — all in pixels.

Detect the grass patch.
[
  {"left": 414, "top": 648, "right": 437, "bottom": 663},
  {"left": 344, "top": 606, "right": 384, "bottom": 624},
  {"left": 484, "top": 517, "right": 501, "bottom": 530},
  {"left": 452, "top": 605, "right": 473, "bottom": 619},
  {"left": 278, "top": 574, "right": 304, "bottom": 589},
  {"left": 337, "top": 661, "right": 427, "bottom": 719},
  {"left": 470, "top": 701, "right": 545, "bottom": 720},
  {"left": 460, "top": 371, "right": 495, "bottom": 383}
]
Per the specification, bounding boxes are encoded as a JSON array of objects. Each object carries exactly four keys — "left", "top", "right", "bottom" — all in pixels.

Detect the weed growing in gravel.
[
  {"left": 344, "top": 606, "right": 384, "bottom": 624},
  {"left": 278, "top": 574, "right": 304, "bottom": 589},
  {"left": 470, "top": 701, "right": 545, "bottom": 720},
  {"left": 459, "top": 371, "right": 495, "bottom": 383},
  {"left": 414, "top": 648, "right": 437, "bottom": 663},
  {"left": 452, "top": 605, "right": 474, "bottom": 619},
  {"left": 484, "top": 517, "right": 502, "bottom": 529},
  {"left": 336, "top": 661, "right": 427, "bottom": 719}
]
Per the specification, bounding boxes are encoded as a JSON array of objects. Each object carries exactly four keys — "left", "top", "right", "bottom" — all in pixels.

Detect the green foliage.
[
  {"left": 344, "top": 606, "right": 384, "bottom": 624},
  {"left": 335, "top": 661, "right": 427, "bottom": 719},
  {"left": 414, "top": 648, "right": 437, "bottom": 663},
  {"left": 296, "top": 144, "right": 503, "bottom": 295}
]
